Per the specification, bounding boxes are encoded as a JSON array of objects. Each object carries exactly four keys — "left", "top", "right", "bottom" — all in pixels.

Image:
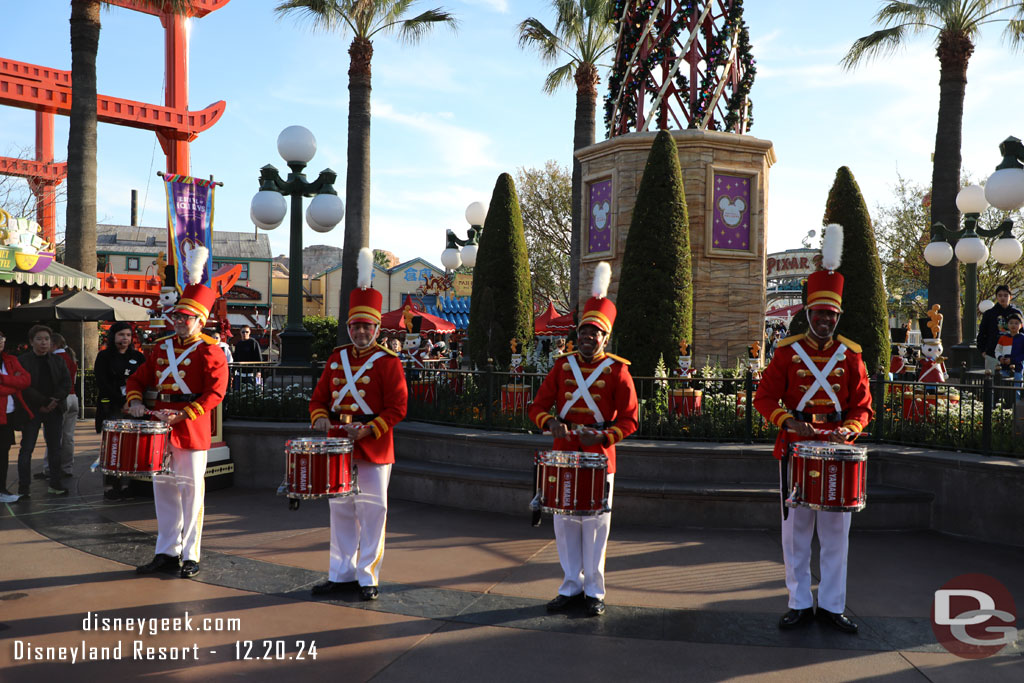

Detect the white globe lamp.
[
  {"left": 923, "top": 240, "right": 954, "bottom": 268},
  {"left": 991, "top": 237, "right": 1024, "bottom": 265},
  {"left": 465, "top": 201, "right": 487, "bottom": 226},
  {"left": 251, "top": 190, "right": 287, "bottom": 229},
  {"left": 984, "top": 167, "right": 1024, "bottom": 211},
  {"left": 956, "top": 184, "right": 988, "bottom": 214},
  {"left": 307, "top": 193, "right": 344, "bottom": 230},
  {"left": 440, "top": 248, "right": 462, "bottom": 270},
  {"left": 954, "top": 235, "right": 989, "bottom": 265},
  {"left": 277, "top": 125, "right": 317, "bottom": 164},
  {"left": 460, "top": 243, "right": 478, "bottom": 268}
]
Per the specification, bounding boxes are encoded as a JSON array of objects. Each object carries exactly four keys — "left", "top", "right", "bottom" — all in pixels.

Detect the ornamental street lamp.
[
  {"left": 250, "top": 126, "right": 344, "bottom": 365},
  {"left": 924, "top": 136, "right": 1024, "bottom": 368},
  {"left": 440, "top": 201, "right": 488, "bottom": 271}
]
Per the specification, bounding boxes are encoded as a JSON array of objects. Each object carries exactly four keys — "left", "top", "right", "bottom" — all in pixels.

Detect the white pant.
[
  {"left": 553, "top": 474, "right": 614, "bottom": 600},
  {"left": 328, "top": 461, "right": 391, "bottom": 587},
  {"left": 780, "top": 460, "right": 851, "bottom": 613},
  {"left": 153, "top": 446, "right": 207, "bottom": 562}
]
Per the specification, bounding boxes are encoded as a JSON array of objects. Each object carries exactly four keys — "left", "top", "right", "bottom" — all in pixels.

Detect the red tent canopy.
[
  {"left": 766, "top": 303, "right": 803, "bottom": 320},
  {"left": 535, "top": 301, "right": 574, "bottom": 335},
  {"left": 380, "top": 294, "right": 456, "bottom": 333}
]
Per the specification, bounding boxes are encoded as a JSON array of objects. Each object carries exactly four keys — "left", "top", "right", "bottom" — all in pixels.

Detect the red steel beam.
[
  {"left": 0, "top": 157, "right": 67, "bottom": 182},
  {"left": 106, "top": 0, "right": 231, "bottom": 18}
]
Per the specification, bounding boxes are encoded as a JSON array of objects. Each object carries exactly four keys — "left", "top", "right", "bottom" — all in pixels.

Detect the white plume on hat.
[
  {"left": 185, "top": 244, "right": 208, "bottom": 285},
  {"left": 591, "top": 261, "right": 611, "bottom": 299},
  {"left": 821, "top": 223, "right": 843, "bottom": 272},
  {"left": 356, "top": 247, "right": 373, "bottom": 289}
]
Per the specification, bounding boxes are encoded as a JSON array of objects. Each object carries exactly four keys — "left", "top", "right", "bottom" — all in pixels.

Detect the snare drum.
[
  {"left": 532, "top": 450, "right": 610, "bottom": 515},
  {"left": 99, "top": 419, "right": 171, "bottom": 476},
  {"left": 284, "top": 437, "right": 357, "bottom": 499},
  {"left": 787, "top": 441, "right": 867, "bottom": 512}
]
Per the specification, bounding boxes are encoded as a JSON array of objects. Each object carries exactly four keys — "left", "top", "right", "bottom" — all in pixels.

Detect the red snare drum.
[
  {"left": 284, "top": 437, "right": 356, "bottom": 500},
  {"left": 99, "top": 419, "right": 170, "bottom": 476},
  {"left": 531, "top": 450, "right": 610, "bottom": 515},
  {"left": 501, "top": 384, "right": 531, "bottom": 414},
  {"left": 669, "top": 388, "right": 702, "bottom": 417},
  {"left": 787, "top": 441, "right": 867, "bottom": 512}
]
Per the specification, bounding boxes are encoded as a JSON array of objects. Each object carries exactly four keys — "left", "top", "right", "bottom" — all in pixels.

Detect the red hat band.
[
  {"left": 580, "top": 296, "right": 616, "bottom": 334},
  {"left": 348, "top": 287, "right": 382, "bottom": 325},
  {"left": 806, "top": 270, "right": 843, "bottom": 312},
  {"left": 175, "top": 283, "right": 217, "bottom": 323}
]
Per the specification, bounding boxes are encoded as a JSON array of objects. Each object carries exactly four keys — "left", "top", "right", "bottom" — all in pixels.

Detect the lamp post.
[
  {"left": 440, "top": 201, "right": 488, "bottom": 271},
  {"left": 250, "top": 126, "right": 344, "bottom": 365},
  {"left": 924, "top": 136, "right": 1024, "bottom": 369}
]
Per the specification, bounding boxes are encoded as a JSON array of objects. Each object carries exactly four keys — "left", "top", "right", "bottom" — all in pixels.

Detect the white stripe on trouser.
[
  {"left": 779, "top": 463, "right": 851, "bottom": 612},
  {"left": 328, "top": 462, "right": 391, "bottom": 587},
  {"left": 153, "top": 446, "right": 207, "bottom": 562},
  {"left": 553, "top": 473, "right": 614, "bottom": 600}
]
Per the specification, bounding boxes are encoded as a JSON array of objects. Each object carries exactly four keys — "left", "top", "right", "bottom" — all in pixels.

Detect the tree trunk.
[
  {"left": 572, "top": 63, "right": 598, "bottom": 318},
  {"left": 67, "top": 0, "right": 101, "bottom": 370},
  {"left": 338, "top": 36, "right": 374, "bottom": 345},
  {"left": 929, "top": 34, "right": 972, "bottom": 351}
]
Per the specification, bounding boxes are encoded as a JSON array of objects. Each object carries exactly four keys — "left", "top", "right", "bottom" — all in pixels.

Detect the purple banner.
[
  {"left": 165, "top": 175, "right": 215, "bottom": 290},
  {"left": 587, "top": 178, "right": 613, "bottom": 255},
  {"left": 711, "top": 173, "right": 751, "bottom": 251}
]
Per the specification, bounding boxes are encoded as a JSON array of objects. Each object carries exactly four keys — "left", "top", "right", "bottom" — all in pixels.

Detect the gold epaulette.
[
  {"left": 553, "top": 350, "right": 578, "bottom": 359},
  {"left": 333, "top": 344, "right": 352, "bottom": 352},
  {"left": 377, "top": 343, "right": 398, "bottom": 357},
  {"left": 604, "top": 352, "right": 631, "bottom": 365},
  {"left": 199, "top": 333, "right": 218, "bottom": 345},
  {"left": 775, "top": 334, "right": 804, "bottom": 349},
  {"left": 836, "top": 335, "right": 862, "bottom": 353}
]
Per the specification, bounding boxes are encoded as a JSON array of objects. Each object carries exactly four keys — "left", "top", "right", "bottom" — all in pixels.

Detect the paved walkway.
[{"left": 1, "top": 422, "right": 1022, "bottom": 682}]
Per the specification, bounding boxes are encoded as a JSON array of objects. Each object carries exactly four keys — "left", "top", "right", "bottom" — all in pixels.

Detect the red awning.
[
  {"left": 380, "top": 294, "right": 456, "bottom": 333},
  {"left": 535, "top": 301, "right": 574, "bottom": 335},
  {"left": 766, "top": 303, "right": 803, "bottom": 319}
]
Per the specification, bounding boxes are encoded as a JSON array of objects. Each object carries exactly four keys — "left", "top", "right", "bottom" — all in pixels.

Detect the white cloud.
[
  {"left": 458, "top": 0, "right": 509, "bottom": 13},
  {"left": 372, "top": 100, "right": 498, "bottom": 174}
]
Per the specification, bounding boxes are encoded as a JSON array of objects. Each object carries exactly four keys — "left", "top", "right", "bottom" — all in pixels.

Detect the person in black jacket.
[
  {"left": 94, "top": 322, "right": 146, "bottom": 499},
  {"left": 976, "top": 285, "right": 1024, "bottom": 372},
  {"left": 17, "top": 324, "right": 71, "bottom": 497}
]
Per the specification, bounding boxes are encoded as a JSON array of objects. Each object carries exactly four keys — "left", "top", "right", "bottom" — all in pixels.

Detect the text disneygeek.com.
[{"left": 10, "top": 611, "right": 316, "bottom": 663}]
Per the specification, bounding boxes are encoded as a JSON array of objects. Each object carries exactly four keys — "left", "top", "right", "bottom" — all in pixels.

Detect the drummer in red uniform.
[
  {"left": 527, "top": 262, "right": 638, "bottom": 617},
  {"left": 309, "top": 248, "right": 408, "bottom": 601},
  {"left": 126, "top": 252, "right": 228, "bottom": 579},
  {"left": 753, "top": 224, "right": 873, "bottom": 634}
]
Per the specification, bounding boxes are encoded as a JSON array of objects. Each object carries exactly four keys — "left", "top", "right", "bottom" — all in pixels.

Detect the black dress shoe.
[
  {"left": 778, "top": 607, "right": 815, "bottom": 630},
  {"left": 136, "top": 554, "right": 181, "bottom": 575},
  {"left": 360, "top": 585, "right": 379, "bottom": 601},
  {"left": 585, "top": 596, "right": 606, "bottom": 617},
  {"left": 818, "top": 608, "right": 859, "bottom": 634},
  {"left": 180, "top": 560, "right": 200, "bottom": 578},
  {"left": 546, "top": 592, "right": 583, "bottom": 612},
  {"left": 311, "top": 580, "right": 356, "bottom": 596}
]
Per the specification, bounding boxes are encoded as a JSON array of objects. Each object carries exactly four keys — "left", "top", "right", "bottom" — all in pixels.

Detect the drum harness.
[
  {"left": 330, "top": 349, "right": 386, "bottom": 419},
  {"left": 157, "top": 338, "right": 203, "bottom": 398}
]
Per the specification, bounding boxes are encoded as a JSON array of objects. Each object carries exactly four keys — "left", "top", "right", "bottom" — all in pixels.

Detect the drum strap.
[
  {"left": 559, "top": 356, "right": 615, "bottom": 423},
  {"left": 157, "top": 339, "right": 202, "bottom": 394},
  {"left": 792, "top": 342, "right": 845, "bottom": 414},
  {"left": 332, "top": 349, "right": 386, "bottom": 415}
]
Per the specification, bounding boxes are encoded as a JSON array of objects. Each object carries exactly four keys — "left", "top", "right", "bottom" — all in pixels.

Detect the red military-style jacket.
[
  {"left": 309, "top": 343, "right": 408, "bottom": 465},
  {"left": 125, "top": 333, "right": 228, "bottom": 450},
  {"left": 527, "top": 350, "right": 639, "bottom": 473},
  {"left": 753, "top": 333, "right": 873, "bottom": 459}
]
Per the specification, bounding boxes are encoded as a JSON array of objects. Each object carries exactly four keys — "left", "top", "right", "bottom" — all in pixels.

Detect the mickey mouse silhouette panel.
[
  {"left": 583, "top": 174, "right": 615, "bottom": 259},
  {"left": 706, "top": 166, "right": 759, "bottom": 259}
]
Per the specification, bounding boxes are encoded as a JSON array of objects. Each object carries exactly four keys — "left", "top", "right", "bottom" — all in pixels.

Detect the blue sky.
[{"left": 3, "top": 0, "right": 1024, "bottom": 265}]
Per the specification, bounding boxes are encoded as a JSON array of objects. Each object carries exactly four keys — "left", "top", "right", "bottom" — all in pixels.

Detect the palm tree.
[
  {"left": 842, "top": 0, "right": 1024, "bottom": 351},
  {"left": 276, "top": 0, "right": 458, "bottom": 343},
  {"left": 518, "top": 0, "right": 617, "bottom": 319},
  {"left": 67, "top": 0, "right": 194, "bottom": 368}
]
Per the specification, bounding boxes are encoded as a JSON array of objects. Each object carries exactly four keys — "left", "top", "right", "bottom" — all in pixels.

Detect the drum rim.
[
  {"left": 791, "top": 450, "right": 867, "bottom": 462},
  {"left": 536, "top": 450, "right": 608, "bottom": 467},
  {"left": 102, "top": 419, "right": 171, "bottom": 434},
  {"left": 538, "top": 505, "right": 610, "bottom": 516},
  {"left": 786, "top": 499, "right": 866, "bottom": 512}
]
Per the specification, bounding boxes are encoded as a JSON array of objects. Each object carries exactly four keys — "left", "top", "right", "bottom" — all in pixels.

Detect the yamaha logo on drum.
[
  {"left": 828, "top": 464, "right": 839, "bottom": 500},
  {"left": 299, "top": 459, "right": 309, "bottom": 492},
  {"left": 562, "top": 472, "right": 573, "bottom": 503},
  {"left": 110, "top": 434, "right": 119, "bottom": 468}
]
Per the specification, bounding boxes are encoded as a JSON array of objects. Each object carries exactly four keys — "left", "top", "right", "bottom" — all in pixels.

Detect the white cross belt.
[{"left": 559, "top": 355, "right": 615, "bottom": 424}]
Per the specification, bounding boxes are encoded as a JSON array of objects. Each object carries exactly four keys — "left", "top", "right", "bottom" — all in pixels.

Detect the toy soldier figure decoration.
[
  {"left": 918, "top": 307, "right": 946, "bottom": 385},
  {"left": 128, "top": 247, "right": 229, "bottom": 579},
  {"left": 309, "top": 248, "right": 408, "bottom": 601},
  {"left": 527, "top": 262, "right": 639, "bottom": 618},
  {"left": 753, "top": 224, "right": 873, "bottom": 634}
]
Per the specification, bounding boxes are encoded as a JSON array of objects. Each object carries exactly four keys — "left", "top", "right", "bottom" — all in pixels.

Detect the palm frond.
[
  {"left": 392, "top": 8, "right": 458, "bottom": 44},
  {"left": 553, "top": 0, "right": 584, "bottom": 41},
  {"left": 518, "top": 17, "right": 562, "bottom": 63},
  {"left": 876, "top": 1, "right": 930, "bottom": 28},
  {"left": 1003, "top": 17, "right": 1024, "bottom": 51},
  {"left": 543, "top": 62, "right": 577, "bottom": 95},
  {"left": 841, "top": 26, "right": 913, "bottom": 69},
  {"left": 275, "top": 0, "right": 347, "bottom": 33}
]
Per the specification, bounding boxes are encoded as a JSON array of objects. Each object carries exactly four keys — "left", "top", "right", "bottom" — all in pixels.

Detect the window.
[{"left": 126, "top": 257, "right": 140, "bottom": 271}]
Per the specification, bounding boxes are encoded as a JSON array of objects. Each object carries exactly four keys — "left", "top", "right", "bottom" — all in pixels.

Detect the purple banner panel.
[
  {"left": 711, "top": 173, "right": 751, "bottom": 251},
  {"left": 164, "top": 175, "right": 215, "bottom": 290},
  {"left": 587, "top": 178, "right": 613, "bottom": 255}
]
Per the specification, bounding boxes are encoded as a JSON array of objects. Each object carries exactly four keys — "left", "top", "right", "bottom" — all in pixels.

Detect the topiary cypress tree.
[
  {"left": 467, "top": 173, "right": 534, "bottom": 369},
  {"left": 614, "top": 130, "right": 693, "bottom": 376},
  {"left": 823, "top": 166, "right": 890, "bottom": 375}
]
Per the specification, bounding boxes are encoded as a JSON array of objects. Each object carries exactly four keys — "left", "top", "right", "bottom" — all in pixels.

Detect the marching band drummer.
[
  {"left": 753, "top": 224, "right": 873, "bottom": 634},
  {"left": 309, "top": 248, "right": 408, "bottom": 601},
  {"left": 527, "top": 262, "right": 638, "bottom": 618},
  {"left": 126, "top": 253, "right": 228, "bottom": 580}
]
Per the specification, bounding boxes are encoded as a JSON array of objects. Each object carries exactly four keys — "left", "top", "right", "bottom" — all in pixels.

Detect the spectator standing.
[
  {"left": 39, "top": 333, "right": 78, "bottom": 480},
  {"left": 18, "top": 325, "right": 72, "bottom": 496},
  {"left": 211, "top": 330, "right": 234, "bottom": 364},
  {"left": 232, "top": 326, "right": 262, "bottom": 362},
  {"left": 977, "top": 285, "right": 1023, "bottom": 372},
  {"left": 94, "top": 322, "right": 146, "bottom": 499},
  {"left": 0, "top": 329, "right": 32, "bottom": 499}
]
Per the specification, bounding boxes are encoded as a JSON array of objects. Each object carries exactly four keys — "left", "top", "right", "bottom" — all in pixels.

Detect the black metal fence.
[{"left": 220, "top": 363, "right": 1024, "bottom": 459}]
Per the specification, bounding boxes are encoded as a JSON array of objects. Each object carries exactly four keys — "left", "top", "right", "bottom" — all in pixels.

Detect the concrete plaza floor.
[{"left": 0, "top": 421, "right": 1022, "bottom": 682}]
